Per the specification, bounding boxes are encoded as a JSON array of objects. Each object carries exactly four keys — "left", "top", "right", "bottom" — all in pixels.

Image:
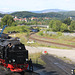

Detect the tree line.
[
  {"left": 0, "top": 14, "right": 75, "bottom": 32},
  {"left": 49, "top": 18, "right": 75, "bottom": 32}
]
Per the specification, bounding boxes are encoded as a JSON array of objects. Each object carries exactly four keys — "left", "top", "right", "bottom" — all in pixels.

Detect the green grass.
[
  {"left": 29, "top": 52, "right": 45, "bottom": 65},
  {"left": 36, "top": 31, "right": 75, "bottom": 46},
  {"left": 4, "top": 25, "right": 30, "bottom": 33},
  {"left": 55, "top": 55, "right": 72, "bottom": 64}
]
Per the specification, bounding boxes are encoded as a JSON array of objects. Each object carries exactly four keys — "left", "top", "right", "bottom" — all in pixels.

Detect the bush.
[
  {"left": 4, "top": 25, "right": 30, "bottom": 33},
  {"left": 38, "top": 31, "right": 43, "bottom": 36},
  {"left": 57, "top": 32, "right": 62, "bottom": 36}
]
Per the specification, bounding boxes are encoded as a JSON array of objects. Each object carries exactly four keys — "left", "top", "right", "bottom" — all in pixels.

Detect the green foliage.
[
  {"left": 0, "top": 22, "right": 1, "bottom": 27},
  {"left": 49, "top": 20, "right": 68, "bottom": 32},
  {"left": 12, "top": 22, "right": 17, "bottom": 26},
  {"left": 57, "top": 32, "right": 62, "bottom": 36},
  {"left": 4, "top": 25, "right": 30, "bottom": 33},
  {"left": 1, "top": 14, "right": 14, "bottom": 27},
  {"left": 60, "top": 23, "right": 68, "bottom": 32},
  {"left": 49, "top": 20, "right": 62, "bottom": 31},
  {"left": 70, "top": 21, "right": 75, "bottom": 30},
  {"left": 38, "top": 31, "right": 43, "bottom": 36},
  {"left": 63, "top": 18, "right": 72, "bottom": 25},
  {"left": 21, "top": 26, "right": 30, "bottom": 33},
  {"left": 49, "top": 20, "right": 54, "bottom": 28},
  {"left": 52, "top": 20, "right": 62, "bottom": 31}
]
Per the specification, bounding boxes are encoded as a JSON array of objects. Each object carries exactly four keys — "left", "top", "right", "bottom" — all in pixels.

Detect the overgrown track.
[
  {"left": 41, "top": 55, "right": 75, "bottom": 75},
  {"left": 29, "top": 34, "right": 75, "bottom": 48}
]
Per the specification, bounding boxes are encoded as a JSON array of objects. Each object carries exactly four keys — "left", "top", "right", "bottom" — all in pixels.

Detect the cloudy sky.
[{"left": 0, "top": 0, "right": 75, "bottom": 12}]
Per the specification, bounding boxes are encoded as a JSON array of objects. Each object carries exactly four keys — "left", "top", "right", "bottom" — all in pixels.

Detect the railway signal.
[{"left": 42, "top": 50, "right": 48, "bottom": 54}]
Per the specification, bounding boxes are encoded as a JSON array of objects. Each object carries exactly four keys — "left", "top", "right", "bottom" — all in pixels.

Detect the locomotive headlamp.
[
  {"left": 12, "top": 59, "right": 15, "bottom": 62},
  {"left": 26, "top": 59, "right": 28, "bottom": 61},
  {"left": 9, "top": 60, "right": 11, "bottom": 63}
]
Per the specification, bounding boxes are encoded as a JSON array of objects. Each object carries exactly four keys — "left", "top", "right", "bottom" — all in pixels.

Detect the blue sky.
[{"left": 0, "top": 0, "right": 75, "bottom": 12}]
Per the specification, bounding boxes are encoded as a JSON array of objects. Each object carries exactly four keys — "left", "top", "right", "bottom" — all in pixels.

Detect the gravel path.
[{"left": 26, "top": 46, "right": 75, "bottom": 63}]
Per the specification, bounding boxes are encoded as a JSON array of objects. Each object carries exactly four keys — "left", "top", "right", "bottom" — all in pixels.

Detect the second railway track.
[
  {"left": 29, "top": 35, "right": 75, "bottom": 48},
  {"left": 41, "top": 55, "right": 75, "bottom": 75}
]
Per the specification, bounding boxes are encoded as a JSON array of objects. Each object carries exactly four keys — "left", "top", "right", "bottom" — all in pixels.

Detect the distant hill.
[
  {"left": 11, "top": 11, "right": 38, "bottom": 18},
  {"left": 31, "top": 9, "right": 68, "bottom": 13},
  {"left": 11, "top": 11, "right": 66, "bottom": 20},
  {"left": 0, "top": 9, "right": 75, "bottom": 20},
  {"left": 58, "top": 11, "right": 75, "bottom": 20}
]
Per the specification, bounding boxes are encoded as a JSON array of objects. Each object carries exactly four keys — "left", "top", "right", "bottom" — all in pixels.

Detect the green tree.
[
  {"left": 49, "top": 20, "right": 55, "bottom": 28},
  {"left": 0, "top": 22, "right": 1, "bottom": 27},
  {"left": 49, "top": 20, "right": 68, "bottom": 32},
  {"left": 21, "top": 26, "right": 30, "bottom": 41},
  {"left": 52, "top": 20, "right": 62, "bottom": 31},
  {"left": 60, "top": 23, "right": 68, "bottom": 32},
  {"left": 1, "top": 14, "right": 14, "bottom": 26},
  {"left": 21, "top": 26, "right": 30, "bottom": 32},
  {"left": 12, "top": 22, "right": 17, "bottom": 26},
  {"left": 63, "top": 18, "right": 72, "bottom": 26},
  {"left": 70, "top": 21, "right": 75, "bottom": 30}
]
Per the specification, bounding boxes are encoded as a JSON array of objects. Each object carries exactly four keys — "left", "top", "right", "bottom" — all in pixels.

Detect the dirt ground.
[{"left": 26, "top": 46, "right": 75, "bottom": 63}]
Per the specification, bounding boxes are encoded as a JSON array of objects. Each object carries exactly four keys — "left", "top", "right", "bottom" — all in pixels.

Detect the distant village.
[
  {"left": 13, "top": 16, "right": 51, "bottom": 22},
  {"left": 0, "top": 16, "right": 51, "bottom": 22}
]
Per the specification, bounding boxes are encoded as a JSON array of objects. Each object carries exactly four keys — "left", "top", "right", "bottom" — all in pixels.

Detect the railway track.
[
  {"left": 29, "top": 35, "right": 75, "bottom": 48},
  {"left": 42, "top": 55, "right": 75, "bottom": 75}
]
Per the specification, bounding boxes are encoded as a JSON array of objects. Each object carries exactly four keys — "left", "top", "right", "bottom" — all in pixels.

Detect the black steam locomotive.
[{"left": 0, "top": 26, "right": 33, "bottom": 72}]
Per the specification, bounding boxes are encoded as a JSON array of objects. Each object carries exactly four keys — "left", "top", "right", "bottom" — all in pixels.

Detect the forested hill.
[
  {"left": 1, "top": 11, "right": 75, "bottom": 20},
  {"left": 11, "top": 11, "right": 38, "bottom": 18},
  {"left": 10, "top": 11, "right": 75, "bottom": 20},
  {"left": 58, "top": 11, "right": 75, "bottom": 20},
  {"left": 11, "top": 11, "right": 66, "bottom": 20}
]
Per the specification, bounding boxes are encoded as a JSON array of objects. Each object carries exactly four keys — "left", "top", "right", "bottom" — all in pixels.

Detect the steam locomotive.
[{"left": 0, "top": 26, "right": 33, "bottom": 72}]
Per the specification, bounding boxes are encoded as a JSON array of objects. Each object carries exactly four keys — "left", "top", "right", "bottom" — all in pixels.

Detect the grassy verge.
[
  {"left": 36, "top": 31, "right": 75, "bottom": 45},
  {"left": 29, "top": 52, "right": 45, "bottom": 65},
  {"left": 27, "top": 42, "right": 71, "bottom": 49},
  {"left": 54, "top": 55, "right": 73, "bottom": 64}
]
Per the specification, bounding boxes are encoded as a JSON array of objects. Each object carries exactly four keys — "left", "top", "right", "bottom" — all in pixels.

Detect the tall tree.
[
  {"left": 60, "top": 23, "right": 68, "bottom": 32},
  {"left": 49, "top": 20, "right": 68, "bottom": 32},
  {"left": 1, "top": 14, "right": 14, "bottom": 27},
  {"left": 49, "top": 20, "right": 55, "bottom": 28},
  {"left": 52, "top": 20, "right": 62, "bottom": 31},
  {"left": 63, "top": 18, "right": 72, "bottom": 26},
  {"left": 49, "top": 20, "right": 62, "bottom": 31},
  {"left": 70, "top": 21, "right": 75, "bottom": 31}
]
